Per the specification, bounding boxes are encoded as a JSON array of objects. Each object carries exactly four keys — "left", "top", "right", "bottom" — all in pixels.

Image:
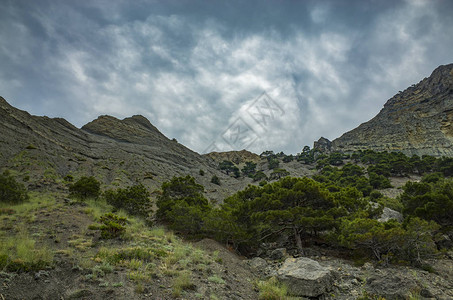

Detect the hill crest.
[{"left": 328, "top": 63, "right": 453, "bottom": 156}]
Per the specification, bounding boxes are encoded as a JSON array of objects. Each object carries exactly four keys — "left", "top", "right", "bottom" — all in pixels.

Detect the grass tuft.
[
  {"left": 256, "top": 277, "right": 288, "bottom": 300},
  {"left": 0, "top": 228, "right": 53, "bottom": 272},
  {"left": 172, "top": 270, "right": 194, "bottom": 297}
]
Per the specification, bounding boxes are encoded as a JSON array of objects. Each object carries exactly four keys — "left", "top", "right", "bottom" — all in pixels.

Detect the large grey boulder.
[
  {"left": 277, "top": 257, "right": 334, "bottom": 297},
  {"left": 378, "top": 207, "right": 403, "bottom": 223}
]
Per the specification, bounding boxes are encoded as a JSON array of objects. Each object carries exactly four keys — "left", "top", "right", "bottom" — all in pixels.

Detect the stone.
[
  {"left": 277, "top": 257, "right": 334, "bottom": 297},
  {"left": 248, "top": 257, "right": 268, "bottom": 272},
  {"left": 378, "top": 207, "right": 403, "bottom": 223}
]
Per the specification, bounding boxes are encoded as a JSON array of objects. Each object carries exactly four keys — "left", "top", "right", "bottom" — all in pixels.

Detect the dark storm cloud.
[{"left": 1, "top": 0, "right": 452, "bottom": 154}]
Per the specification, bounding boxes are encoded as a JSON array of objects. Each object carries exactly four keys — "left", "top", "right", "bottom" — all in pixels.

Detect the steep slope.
[
  {"left": 331, "top": 63, "right": 453, "bottom": 156},
  {"left": 0, "top": 97, "right": 246, "bottom": 200}
]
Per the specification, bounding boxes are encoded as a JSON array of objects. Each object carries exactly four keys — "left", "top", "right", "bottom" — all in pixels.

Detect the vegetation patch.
[
  {"left": 0, "top": 171, "right": 29, "bottom": 204},
  {"left": 0, "top": 229, "right": 53, "bottom": 272},
  {"left": 69, "top": 176, "right": 101, "bottom": 200}
]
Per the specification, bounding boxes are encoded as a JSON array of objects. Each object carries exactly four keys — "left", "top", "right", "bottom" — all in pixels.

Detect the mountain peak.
[
  {"left": 331, "top": 63, "right": 453, "bottom": 157},
  {"left": 82, "top": 114, "right": 166, "bottom": 145}
]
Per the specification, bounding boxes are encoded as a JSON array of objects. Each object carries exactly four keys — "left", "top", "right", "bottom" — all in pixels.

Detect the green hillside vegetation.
[
  {"left": 0, "top": 173, "right": 257, "bottom": 298},
  {"left": 1, "top": 148, "right": 453, "bottom": 298},
  {"left": 162, "top": 148, "right": 453, "bottom": 267}
]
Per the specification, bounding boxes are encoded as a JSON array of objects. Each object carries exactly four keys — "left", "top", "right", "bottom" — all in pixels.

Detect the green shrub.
[
  {"left": 241, "top": 161, "right": 257, "bottom": 178},
  {"left": 400, "top": 180, "right": 453, "bottom": 228},
  {"left": 253, "top": 171, "right": 267, "bottom": 182},
  {"left": 156, "top": 175, "right": 211, "bottom": 234},
  {"left": 69, "top": 176, "right": 101, "bottom": 200},
  {"left": 269, "top": 168, "right": 289, "bottom": 180},
  {"left": 421, "top": 172, "right": 443, "bottom": 183},
  {"left": 268, "top": 158, "right": 280, "bottom": 169},
  {"left": 369, "top": 172, "right": 392, "bottom": 189},
  {"left": 99, "top": 213, "right": 128, "bottom": 239},
  {"left": 219, "top": 161, "right": 240, "bottom": 177},
  {"left": 104, "top": 184, "right": 150, "bottom": 217},
  {"left": 0, "top": 172, "right": 29, "bottom": 204},
  {"left": 211, "top": 175, "right": 220, "bottom": 185},
  {"left": 64, "top": 174, "right": 74, "bottom": 182}
]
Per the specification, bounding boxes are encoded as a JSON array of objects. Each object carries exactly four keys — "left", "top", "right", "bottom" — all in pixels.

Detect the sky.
[{"left": 1, "top": 0, "right": 453, "bottom": 154}]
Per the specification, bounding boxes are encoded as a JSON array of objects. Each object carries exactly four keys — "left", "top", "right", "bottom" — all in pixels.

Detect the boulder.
[
  {"left": 378, "top": 207, "right": 403, "bottom": 223},
  {"left": 248, "top": 257, "right": 268, "bottom": 272},
  {"left": 277, "top": 257, "right": 334, "bottom": 297}
]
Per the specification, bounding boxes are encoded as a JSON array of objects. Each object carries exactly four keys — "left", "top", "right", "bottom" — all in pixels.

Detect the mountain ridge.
[
  {"left": 0, "top": 96, "right": 247, "bottom": 201},
  {"left": 324, "top": 63, "right": 453, "bottom": 156}
]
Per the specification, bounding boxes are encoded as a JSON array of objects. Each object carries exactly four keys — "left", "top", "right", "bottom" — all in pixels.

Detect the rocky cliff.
[{"left": 331, "top": 63, "right": 453, "bottom": 157}]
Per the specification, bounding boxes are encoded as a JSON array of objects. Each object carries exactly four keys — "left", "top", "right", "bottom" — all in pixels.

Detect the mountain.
[
  {"left": 327, "top": 63, "right": 453, "bottom": 157},
  {"left": 0, "top": 97, "right": 246, "bottom": 200}
]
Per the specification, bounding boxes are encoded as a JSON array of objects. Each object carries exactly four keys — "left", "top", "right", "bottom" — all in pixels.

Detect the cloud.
[{"left": 0, "top": 0, "right": 452, "bottom": 155}]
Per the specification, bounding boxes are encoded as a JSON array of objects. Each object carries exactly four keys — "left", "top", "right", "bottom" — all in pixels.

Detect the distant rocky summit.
[{"left": 320, "top": 64, "right": 453, "bottom": 157}]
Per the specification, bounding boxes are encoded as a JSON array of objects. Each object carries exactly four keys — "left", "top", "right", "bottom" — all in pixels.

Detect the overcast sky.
[{"left": 1, "top": 0, "right": 452, "bottom": 154}]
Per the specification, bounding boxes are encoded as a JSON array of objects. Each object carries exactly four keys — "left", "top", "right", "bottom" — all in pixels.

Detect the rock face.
[
  {"left": 331, "top": 64, "right": 453, "bottom": 157},
  {"left": 314, "top": 137, "right": 332, "bottom": 152},
  {"left": 277, "top": 257, "right": 334, "bottom": 297},
  {"left": 378, "top": 207, "right": 403, "bottom": 223},
  {"left": 0, "top": 96, "right": 247, "bottom": 201}
]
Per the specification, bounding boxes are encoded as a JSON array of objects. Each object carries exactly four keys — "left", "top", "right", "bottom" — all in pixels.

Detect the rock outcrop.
[
  {"left": 331, "top": 64, "right": 453, "bottom": 157},
  {"left": 277, "top": 257, "right": 334, "bottom": 297},
  {"left": 378, "top": 207, "right": 403, "bottom": 223},
  {"left": 314, "top": 137, "right": 332, "bottom": 152}
]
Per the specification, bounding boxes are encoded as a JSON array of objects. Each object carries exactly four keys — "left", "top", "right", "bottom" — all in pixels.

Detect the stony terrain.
[{"left": 327, "top": 63, "right": 453, "bottom": 157}]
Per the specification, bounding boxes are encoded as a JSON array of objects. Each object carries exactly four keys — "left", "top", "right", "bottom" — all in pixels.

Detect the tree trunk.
[{"left": 294, "top": 226, "right": 303, "bottom": 255}]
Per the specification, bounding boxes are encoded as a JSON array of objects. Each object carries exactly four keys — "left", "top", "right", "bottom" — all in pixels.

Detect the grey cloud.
[{"left": 0, "top": 0, "right": 452, "bottom": 154}]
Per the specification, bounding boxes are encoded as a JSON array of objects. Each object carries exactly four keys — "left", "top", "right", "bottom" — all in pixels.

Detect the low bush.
[
  {"left": 211, "top": 175, "right": 220, "bottom": 185},
  {"left": 0, "top": 172, "right": 29, "bottom": 204},
  {"left": 69, "top": 176, "right": 100, "bottom": 200},
  {"left": 99, "top": 213, "right": 128, "bottom": 239},
  {"left": 256, "top": 277, "right": 288, "bottom": 300},
  {"left": 0, "top": 231, "right": 53, "bottom": 272},
  {"left": 104, "top": 184, "right": 150, "bottom": 217}
]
